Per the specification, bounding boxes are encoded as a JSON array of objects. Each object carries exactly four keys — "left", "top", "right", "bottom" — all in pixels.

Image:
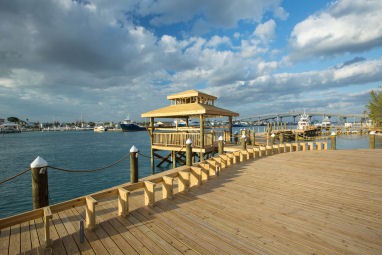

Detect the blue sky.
[{"left": 0, "top": 0, "right": 381, "bottom": 122}]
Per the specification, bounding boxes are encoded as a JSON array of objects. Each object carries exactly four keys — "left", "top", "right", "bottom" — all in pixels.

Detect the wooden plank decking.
[{"left": 1, "top": 149, "right": 382, "bottom": 254}]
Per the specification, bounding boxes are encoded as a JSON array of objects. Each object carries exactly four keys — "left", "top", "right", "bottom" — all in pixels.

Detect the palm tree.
[{"left": 366, "top": 89, "right": 382, "bottom": 127}]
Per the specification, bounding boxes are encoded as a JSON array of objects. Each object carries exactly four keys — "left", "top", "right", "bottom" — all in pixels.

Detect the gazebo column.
[
  {"left": 228, "top": 116, "right": 233, "bottom": 143},
  {"left": 199, "top": 114, "right": 204, "bottom": 161},
  {"left": 150, "top": 117, "right": 155, "bottom": 174}
]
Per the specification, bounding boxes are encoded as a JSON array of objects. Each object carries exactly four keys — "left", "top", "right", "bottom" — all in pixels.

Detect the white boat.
[
  {"left": 94, "top": 125, "right": 106, "bottom": 132},
  {"left": 297, "top": 112, "right": 310, "bottom": 130},
  {"left": 321, "top": 116, "right": 331, "bottom": 129}
]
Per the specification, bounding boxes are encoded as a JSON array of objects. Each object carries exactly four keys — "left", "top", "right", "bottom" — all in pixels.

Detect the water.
[{"left": 0, "top": 129, "right": 381, "bottom": 218}]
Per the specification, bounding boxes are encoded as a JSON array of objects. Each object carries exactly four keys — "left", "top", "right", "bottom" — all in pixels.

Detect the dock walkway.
[{"left": 1, "top": 149, "right": 382, "bottom": 254}]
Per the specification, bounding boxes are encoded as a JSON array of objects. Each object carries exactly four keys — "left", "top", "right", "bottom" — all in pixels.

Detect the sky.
[{"left": 0, "top": 0, "right": 382, "bottom": 122}]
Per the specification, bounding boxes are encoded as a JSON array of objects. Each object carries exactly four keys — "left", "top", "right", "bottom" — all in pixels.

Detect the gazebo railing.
[{"left": 152, "top": 131, "right": 224, "bottom": 148}]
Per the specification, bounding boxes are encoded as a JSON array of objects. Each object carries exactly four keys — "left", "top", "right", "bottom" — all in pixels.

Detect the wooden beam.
[{"left": 190, "top": 167, "right": 202, "bottom": 187}]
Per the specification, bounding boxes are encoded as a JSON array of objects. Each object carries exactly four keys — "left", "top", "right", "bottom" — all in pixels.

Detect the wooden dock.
[{"left": 1, "top": 149, "right": 382, "bottom": 254}]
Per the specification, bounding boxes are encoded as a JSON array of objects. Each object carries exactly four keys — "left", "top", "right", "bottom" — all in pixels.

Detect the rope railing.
[
  {"left": 0, "top": 168, "right": 31, "bottom": 185},
  {"left": 0, "top": 152, "right": 132, "bottom": 185},
  {"left": 48, "top": 152, "right": 130, "bottom": 173}
]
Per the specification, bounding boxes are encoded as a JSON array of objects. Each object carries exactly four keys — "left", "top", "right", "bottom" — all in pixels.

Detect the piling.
[
  {"left": 279, "top": 132, "right": 284, "bottom": 144},
  {"left": 250, "top": 130, "right": 255, "bottom": 145},
  {"left": 331, "top": 132, "right": 337, "bottom": 150},
  {"left": 369, "top": 131, "right": 376, "bottom": 149},
  {"left": 30, "top": 156, "right": 49, "bottom": 209},
  {"left": 295, "top": 132, "right": 298, "bottom": 142},
  {"left": 130, "top": 145, "right": 138, "bottom": 183},
  {"left": 186, "top": 138, "right": 192, "bottom": 166},
  {"left": 241, "top": 134, "right": 247, "bottom": 150},
  {"left": 270, "top": 133, "right": 275, "bottom": 145},
  {"left": 218, "top": 136, "right": 224, "bottom": 155}
]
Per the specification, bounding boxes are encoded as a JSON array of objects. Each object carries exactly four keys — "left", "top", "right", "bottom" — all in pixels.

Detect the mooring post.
[
  {"left": 369, "top": 131, "right": 376, "bottom": 149},
  {"left": 130, "top": 145, "right": 138, "bottom": 183},
  {"left": 30, "top": 156, "right": 49, "bottom": 209},
  {"left": 331, "top": 132, "right": 337, "bottom": 150},
  {"left": 279, "top": 132, "right": 284, "bottom": 144},
  {"left": 250, "top": 129, "right": 255, "bottom": 146},
  {"left": 241, "top": 134, "right": 247, "bottom": 150},
  {"left": 266, "top": 133, "right": 270, "bottom": 146},
  {"left": 186, "top": 138, "right": 192, "bottom": 166},
  {"left": 270, "top": 133, "right": 275, "bottom": 145},
  {"left": 218, "top": 136, "right": 224, "bottom": 155},
  {"left": 295, "top": 132, "right": 298, "bottom": 143}
]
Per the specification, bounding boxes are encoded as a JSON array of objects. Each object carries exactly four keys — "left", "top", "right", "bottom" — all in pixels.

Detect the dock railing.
[{"left": 0, "top": 140, "right": 327, "bottom": 247}]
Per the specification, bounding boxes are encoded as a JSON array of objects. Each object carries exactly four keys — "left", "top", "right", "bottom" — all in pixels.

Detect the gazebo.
[{"left": 141, "top": 90, "right": 239, "bottom": 171}]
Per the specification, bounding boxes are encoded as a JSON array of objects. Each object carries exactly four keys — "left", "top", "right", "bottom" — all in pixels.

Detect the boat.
[
  {"left": 120, "top": 118, "right": 146, "bottom": 132},
  {"left": 297, "top": 112, "right": 311, "bottom": 130},
  {"left": 94, "top": 125, "right": 106, "bottom": 132},
  {"left": 321, "top": 116, "right": 331, "bottom": 129}
]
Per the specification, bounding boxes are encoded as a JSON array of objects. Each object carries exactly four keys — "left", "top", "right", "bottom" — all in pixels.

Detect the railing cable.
[
  {"left": 48, "top": 153, "right": 130, "bottom": 173},
  {"left": 0, "top": 168, "right": 31, "bottom": 185}
]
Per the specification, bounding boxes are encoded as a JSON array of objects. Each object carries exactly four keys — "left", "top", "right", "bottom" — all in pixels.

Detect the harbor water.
[{"left": 0, "top": 129, "right": 381, "bottom": 218}]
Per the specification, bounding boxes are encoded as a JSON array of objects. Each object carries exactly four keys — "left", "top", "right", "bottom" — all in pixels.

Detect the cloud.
[
  {"left": 254, "top": 19, "right": 276, "bottom": 43},
  {"left": 289, "top": 0, "right": 382, "bottom": 60},
  {"left": 131, "top": 0, "right": 287, "bottom": 32}
]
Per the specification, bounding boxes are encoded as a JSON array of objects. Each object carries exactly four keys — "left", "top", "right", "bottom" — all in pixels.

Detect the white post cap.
[
  {"left": 130, "top": 145, "right": 139, "bottom": 153},
  {"left": 30, "top": 156, "right": 48, "bottom": 168},
  {"left": 241, "top": 134, "right": 246, "bottom": 138},
  {"left": 186, "top": 138, "right": 192, "bottom": 145},
  {"left": 271, "top": 133, "right": 275, "bottom": 137},
  {"left": 331, "top": 131, "right": 336, "bottom": 136},
  {"left": 369, "top": 131, "right": 376, "bottom": 135},
  {"left": 218, "top": 136, "right": 224, "bottom": 141}
]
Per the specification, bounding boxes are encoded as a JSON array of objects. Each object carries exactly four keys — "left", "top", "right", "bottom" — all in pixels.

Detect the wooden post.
[
  {"left": 118, "top": 188, "right": 130, "bottom": 216},
  {"left": 85, "top": 196, "right": 97, "bottom": 230},
  {"left": 241, "top": 134, "right": 247, "bottom": 150},
  {"left": 199, "top": 114, "right": 204, "bottom": 161},
  {"left": 30, "top": 156, "right": 49, "bottom": 209},
  {"left": 369, "top": 131, "right": 376, "bottom": 149},
  {"left": 150, "top": 117, "right": 155, "bottom": 174},
  {"left": 331, "top": 132, "right": 337, "bottom": 150},
  {"left": 43, "top": 206, "right": 52, "bottom": 247},
  {"left": 270, "top": 133, "right": 275, "bottom": 145},
  {"left": 144, "top": 181, "right": 156, "bottom": 206},
  {"left": 130, "top": 145, "right": 138, "bottom": 183},
  {"left": 250, "top": 130, "right": 255, "bottom": 146},
  {"left": 234, "top": 132, "right": 239, "bottom": 144},
  {"left": 218, "top": 136, "right": 224, "bottom": 155},
  {"left": 279, "top": 132, "right": 284, "bottom": 144},
  {"left": 228, "top": 116, "right": 233, "bottom": 143},
  {"left": 190, "top": 167, "right": 202, "bottom": 187},
  {"left": 162, "top": 176, "right": 174, "bottom": 199},
  {"left": 186, "top": 138, "right": 192, "bottom": 166},
  {"left": 178, "top": 171, "right": 190, "bottom": 192},
  {"left": 295, "top": 132, "right": 298, "bottom": 142}
]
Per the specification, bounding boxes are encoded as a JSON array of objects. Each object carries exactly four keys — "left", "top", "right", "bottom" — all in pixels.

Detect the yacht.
[
  {"left": 297, "top": 112, "right": 311, "bottom": 130},
  {"left": 94, "top": 125, "right": 106, "bottom": 132},
  {"left": 321, "top": 116, "right": 331, "bottom": 129},
  {"left": 120, "top": 118, "right": 146, "bottom": 132}
]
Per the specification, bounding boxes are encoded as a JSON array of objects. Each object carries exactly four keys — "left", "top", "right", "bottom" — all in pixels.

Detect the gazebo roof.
[{"left": 141, "top": 90, "right": 239, "bottom": 118}]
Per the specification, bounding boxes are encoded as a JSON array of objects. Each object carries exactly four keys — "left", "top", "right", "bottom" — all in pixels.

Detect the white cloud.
[
  {"left": 254, "top": 19, "right": 276, "bottom": 43},
  {"left": 289, "top": 0, "right": 382, "bottom": 59}
]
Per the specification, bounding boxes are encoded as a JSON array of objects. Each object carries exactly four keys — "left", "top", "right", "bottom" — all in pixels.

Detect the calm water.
[{"left": 0, "top": 129, "right": 381, "bottom": 218}]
